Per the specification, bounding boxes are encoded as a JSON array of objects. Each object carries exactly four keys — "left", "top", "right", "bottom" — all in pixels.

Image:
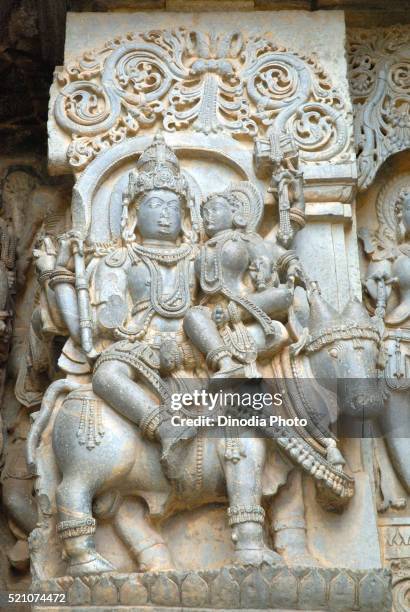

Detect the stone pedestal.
[{"left": 33, "top": 565, "right": 392, "bottom": 611}]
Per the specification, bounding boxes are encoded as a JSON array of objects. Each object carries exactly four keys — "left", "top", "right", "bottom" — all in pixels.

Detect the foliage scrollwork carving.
[
  {"left": 348, "top": 26, "right": 410, "bottom": 191},
  {"left": 54, "top": 29, "right": 350, "bottom": 170}
]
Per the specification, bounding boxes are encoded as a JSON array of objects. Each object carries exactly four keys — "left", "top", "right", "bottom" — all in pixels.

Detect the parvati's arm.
[{"left": 243, "top": 284, "right": 293, "bottom": 321}]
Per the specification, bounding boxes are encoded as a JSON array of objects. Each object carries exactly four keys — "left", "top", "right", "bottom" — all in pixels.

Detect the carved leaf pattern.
[
  {"left": 54, "top": 29, "right": 350, "bottom": 170},
  {"left": 348, "top": 26, "right": 410, "bottom": 190}
]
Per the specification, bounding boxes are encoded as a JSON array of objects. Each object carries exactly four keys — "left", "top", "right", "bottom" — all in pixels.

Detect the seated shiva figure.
[
  {"left": 184, "top": 183, "right": 303, "bottom": 379},
  {"left": 52, "top": 134, "right": 208, "bottom": 455},
  {"left": 44, "top": 136, "right": 297, "bottom": 571}
]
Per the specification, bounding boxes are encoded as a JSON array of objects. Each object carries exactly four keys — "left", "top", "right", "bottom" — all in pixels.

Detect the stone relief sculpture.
[
  {"left": 0, "top": 17, "right": 396, "bottom": 611},
  {"left": 359, "top": 172, "right": 410, "bottom": 612},
  {"left": 0, "top": 215, "right": 15, "bottom": 468},
  {"left": 4, "top": 3, "right": 410, "bottom": 608},
  {"left": 184, "top": 180, "right": 293, "bottom": 380},
  {"left": 0, "top": 168, "right": 38, "bottom": 573},
  {"left": 360, "top": 176, "right": 410, "bottom": 505},
  {"left": 0, "top": 217, "right": 15, "bottom": 363},
  {"left": 349, "top": 24, "right": 410, "bottom": 612},
  {"left": 0, "top": 167, "right": 73, "bottom": 575},
  {"left": 25, "top": 129, "right": 384, "bottom": 586}
]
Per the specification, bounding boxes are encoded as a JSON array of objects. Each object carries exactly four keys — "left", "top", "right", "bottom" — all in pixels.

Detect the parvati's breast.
[{"left": 220, "top": 239, "right": 249, "bottom": 275}]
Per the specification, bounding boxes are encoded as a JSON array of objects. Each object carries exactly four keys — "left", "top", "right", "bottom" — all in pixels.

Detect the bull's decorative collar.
[{"left": 304, "top": 322, "right": 380, "bottom": 354}]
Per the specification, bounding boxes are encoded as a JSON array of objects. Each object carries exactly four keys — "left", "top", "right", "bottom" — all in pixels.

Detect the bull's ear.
[{"left": 288, "top": 286, "right": 309, "bottom": 341}]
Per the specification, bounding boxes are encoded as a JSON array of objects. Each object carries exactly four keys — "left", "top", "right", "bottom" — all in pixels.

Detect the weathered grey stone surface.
[
  {"left": 1, "top": 4, "right": 410, "bottom": 612},
  {"left": 22, "top": 10, "right": 387, "bottom": 608}
]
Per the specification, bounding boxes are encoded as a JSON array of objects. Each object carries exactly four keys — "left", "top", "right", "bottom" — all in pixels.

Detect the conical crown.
[
  {"left": 127, "top": 132, "right": 188, "bottom": 202},
  {"left": 137, "top": 132, "right": 180, "bottom": 173}
]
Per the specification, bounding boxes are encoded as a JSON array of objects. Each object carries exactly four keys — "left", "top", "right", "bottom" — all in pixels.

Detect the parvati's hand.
[{"left": 212, "top": 305, "right": 229, "bottom": 328}]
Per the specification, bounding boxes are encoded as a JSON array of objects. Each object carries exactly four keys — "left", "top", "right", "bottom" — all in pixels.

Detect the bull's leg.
[
  {"left": 222, "top": 437, "right": 282, "bottom": 565},
  {"left": 270, "top": 469, "right": 316, "bottom": 566},
  {"left": 381, "top": 394, "right": 410, "bottom": 496},
  {"left": 374, "top": 437, "right": 407, "bottom": 511},
  {"left": 56, "top": 476, "right": 114, "bottom": 576},
  {"left": 113, "top": 497, "right": 173, "bottom": 571}
]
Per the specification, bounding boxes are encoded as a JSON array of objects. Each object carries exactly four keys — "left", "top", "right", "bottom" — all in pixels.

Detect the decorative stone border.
[{"left": 32, "top": 565, "right": 392, "bottom": 610}]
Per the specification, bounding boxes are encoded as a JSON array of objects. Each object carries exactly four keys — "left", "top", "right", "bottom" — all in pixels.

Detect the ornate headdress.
[
  {"left": 126, "top": 132, "right": 189, "bottom": 204},
  {"left": 121, "top": 132, "right": 195, "bottom": 242},
  {"left": 204, "top": 181, "right": 264, "bottom": 232}
]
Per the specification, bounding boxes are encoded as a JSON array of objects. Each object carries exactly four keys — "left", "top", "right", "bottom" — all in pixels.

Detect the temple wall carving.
[{"left": 0, "top": 6, "right": 410, "bottom": 611}]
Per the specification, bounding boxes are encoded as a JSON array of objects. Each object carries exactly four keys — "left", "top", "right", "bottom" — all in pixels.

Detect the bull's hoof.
[
  {"left": 139, "top": 543, "right": 174, "bottom": 572},
  {"left": 282, "top": 550, "right": 318, "bottom": 567},
  {"left": 378, "top": 497, "right": 407, "bottom": 512},
  {"left": 234, "top": 547, "right": 282, "bottom": 566},
  {"left": 391, "top": 497, "right": 407, "bottom": 510},
  {"left": 69, "top": 552, "right": 115, "bottom": 576}
]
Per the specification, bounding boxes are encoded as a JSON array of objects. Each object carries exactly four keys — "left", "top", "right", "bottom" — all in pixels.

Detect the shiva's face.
[
  {"left": 202, "top": 196, "right": 234, "bottom": 237},
  {"left": 138, "top": 189, "right": 182, "bottom": 242}
]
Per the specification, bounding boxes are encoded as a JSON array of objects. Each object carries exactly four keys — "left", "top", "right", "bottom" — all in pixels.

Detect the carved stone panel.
[
  {"left": 4, "top": 7, "right": 410, "bottom": 612},
  {"left": 48, "top": 11, "right": 354, "bottom": 174}
]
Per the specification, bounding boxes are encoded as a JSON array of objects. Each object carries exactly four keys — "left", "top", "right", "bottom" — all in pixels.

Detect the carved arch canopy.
[
  {"left": 53, "top": 29, "right": 351, "bottom": 171},
  {"left": 71, "top": 132, "right": 262, "bottom": 242},
  {"left": 349, "top": 26, "right": 410, "bottom": 191}
]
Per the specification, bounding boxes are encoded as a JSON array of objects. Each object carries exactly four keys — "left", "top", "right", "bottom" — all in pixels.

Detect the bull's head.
[{"left": 291, "top": 286, "right": 384, "bottom": 422}]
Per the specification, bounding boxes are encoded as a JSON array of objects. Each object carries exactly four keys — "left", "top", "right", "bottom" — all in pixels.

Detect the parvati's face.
[
  {"left": 138, "top": 189, "right": 182, "bottom": 242},
  {"left": 202, "top": 196, "right": 234, "bottom": 237}
]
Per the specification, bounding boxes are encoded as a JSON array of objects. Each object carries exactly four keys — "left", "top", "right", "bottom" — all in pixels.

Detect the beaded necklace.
[{"left": 130, "top": 243, "right": 194, "bottom": 318}]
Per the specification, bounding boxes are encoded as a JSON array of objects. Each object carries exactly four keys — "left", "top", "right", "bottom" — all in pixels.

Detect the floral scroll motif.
[
  {"left": 348, "top": 26, "right": 410, "bottom": 191},
  {"left": 163, "top": 31, "right": 257, "bottom": 136},
  {"left": 244, "top": 38, "right": 348, "bottom": 163},
  {"left": 54, "top": 29, "right": 350, "bottom": 170}
]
